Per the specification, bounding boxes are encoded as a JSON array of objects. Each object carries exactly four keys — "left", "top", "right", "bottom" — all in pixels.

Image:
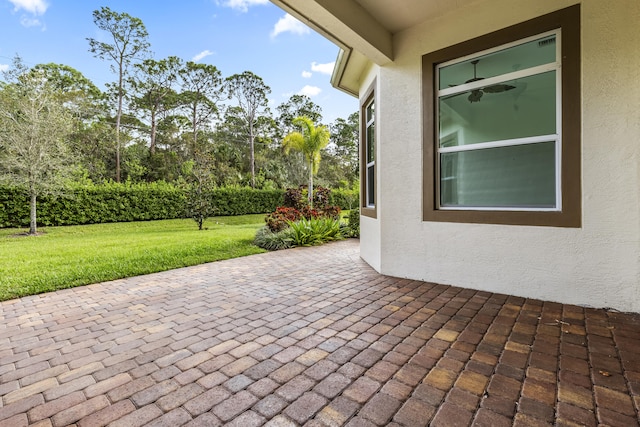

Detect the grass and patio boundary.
[{"left": 0, "top": 215, "right": 268, "bottom": 302}]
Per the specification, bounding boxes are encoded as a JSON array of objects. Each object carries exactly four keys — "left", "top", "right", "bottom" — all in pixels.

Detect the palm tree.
[{"left": 282, "top": 116, "right": 330, "bottom": 207}]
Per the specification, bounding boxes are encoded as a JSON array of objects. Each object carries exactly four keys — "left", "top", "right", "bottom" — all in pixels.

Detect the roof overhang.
[
  {"left": 269, "top": 0, "right": 394, "bottom": 64},
  {"left": 329, "top": 48, "right": 369, "bottom": 97},
  {"left": 270, "top": 0, "right": 482, "bottom": 96},
  {"left": 270, "top": 0, "right": 393, "bottom": 97}
]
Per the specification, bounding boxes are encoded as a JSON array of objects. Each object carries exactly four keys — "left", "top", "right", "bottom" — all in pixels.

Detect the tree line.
[
  {"left": 0, "top": 7, "right": 358, "bottom": 234},
  {"left": 2, "top": 6, "right": 359, "bottom": 189}
]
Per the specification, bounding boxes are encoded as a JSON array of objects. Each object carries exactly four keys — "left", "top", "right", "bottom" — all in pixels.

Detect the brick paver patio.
[{"left": 1, "top": 239, "right": 640, "bottom": 426}]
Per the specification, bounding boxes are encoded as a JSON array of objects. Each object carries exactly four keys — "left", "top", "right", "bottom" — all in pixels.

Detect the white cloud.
[
  {"left": 8, "top": 0, "right": 48, "bottom": 15},
  {"left": 8, "top": 0, "right": 48, "bottom": 29},
  {"left": 298, "top": 85, "right": 322, "bottom": 97},
  {"left": 311, "top": 61, "right": 335, "bottom": 75},
  {"left": 0, "top": 64, "right": 9, "bottom": 72},
  {"left": 218, "top": 0, "right": 268, "bottom": 13},
  {"left": 270, "top": 14, "right": 309, "bottom": 38},
  {"left": 20, "top": 16, "right": 43, "bottom": 28},
  {"left": 192, "top": 50, "right": 214, "bottom": 62},
  {"left": 301, "top": 70, "right": 312, "bottom": 79}
]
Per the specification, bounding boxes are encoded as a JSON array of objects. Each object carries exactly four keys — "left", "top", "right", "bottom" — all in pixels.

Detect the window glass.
[
  {"left": 367, "top": 165, "right": 375, "bottom": 206},
  {"left": 439, "top": 71, "right": 556, "bottom": 146},
  {"left": 366, "top": 123, "right": 375, "bottom": 163},
  {"left": 436, "top": 30, "right": 560, "bottom": 210},
  {"left": 440, "top": 142, "right": 556, "bottom": 208},
  {"left": 363, "top": 95, "right": 376, "bottom": 210},
  {"left": 439, "top": 34, "right": 556, "bottom": 90},
  {"left": 366, "top": 102, "right": 375, "bottom": 122}
]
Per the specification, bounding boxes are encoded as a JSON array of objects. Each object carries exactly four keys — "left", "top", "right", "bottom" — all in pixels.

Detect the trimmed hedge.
[
  {"left": 330, "top": 188, "right": 360, "bottom": 211},
  {"left": 1, "top": 183, "right": 185, "bottom": 227},
  {"left": 0, "top": 183, "right": 283, "bottom": 228},
  {"left": 0, "top": 183, "right": 358, "bottom": 228},
  {"left": 212, "top": 187, "right": 283, "bottom": 216}
]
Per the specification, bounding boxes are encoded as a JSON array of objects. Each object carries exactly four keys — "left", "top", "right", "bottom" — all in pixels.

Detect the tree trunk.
[
  {"left": 308, "top": 161, "right": 313, "bottom": 208},
  {"left": 192, "top": 103, "right": 197, "bottom": 157},
  {"left": 250, "top": 133, "right": 255, "bottom": 188},
  {"left": 29, "top": 191, "right": 37, "bottom": 235},
  {"left": 150, "top": 108, "right": 157, "bottom": 155},
  {"left": 115, "top": 113, "right": 121, "bottom": 182},
  {"left": 115, "top": 61, "right": 124, "bottom": 183}
]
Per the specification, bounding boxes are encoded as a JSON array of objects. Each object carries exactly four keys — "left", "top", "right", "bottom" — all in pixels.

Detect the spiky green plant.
[
  {"left": 287, "top": 217, "right": 343, "bottom": 246},
  {"left": 253, "top": 226, "right": 295, "bottom": 251}
]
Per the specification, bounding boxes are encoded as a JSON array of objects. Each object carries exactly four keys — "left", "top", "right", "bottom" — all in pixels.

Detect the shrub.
[
  {"left": 283, "top": 185, "right": 347, "bottom": 210},
  {"left": 264, "top": 206, "right": 322, "bottom": 232},
  {"left": 212, "top": 187, "right": 283, "bottom": 216},
  {"left": 265, "top": 207, "right": 303, "bottom": 232},
  {"left": 185, "top": 185, "right": 215, "bottom": 230},
  {"left": 265, "top": 186, "right": 341, "bottom": 232},
  {"left": 319, "top": 205, "right": 341, "bottom": 220},
  {"left": 342, "top": 208, "right": 360, "bottom": 238},
  {"left": 283, "top": 186, "right": 306, "bottom": 210},
  {"left": 330, "top": 188, "right": 359, "bottom": 210},
  {"left": 32, "top": 181, "right": 187, "bottom": 226},
  {"left": 287, "top": 217, "right": 344, "bottom": 247},
  {"left": 299, "top": 206, "right": 321, "bottom": 220},
  {"left": 313, "top": 186, "right": 331, "bottom": 209},
  {"left": 253, "top": 226, "right": 295, "bottom": 251},
  {"left": 0, "top": 184, "right": 284, "bottom": 228}
]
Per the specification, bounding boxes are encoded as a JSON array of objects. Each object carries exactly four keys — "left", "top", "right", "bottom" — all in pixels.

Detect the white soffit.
[
  {"left": 330, "top": 49, "right": 369, "bottom": 97},
  {"left": 355, "top": 0, "right": 479, "bottom": 34},
  {"left": 272, "top": 0, "right": 480, "bottom": 44}
]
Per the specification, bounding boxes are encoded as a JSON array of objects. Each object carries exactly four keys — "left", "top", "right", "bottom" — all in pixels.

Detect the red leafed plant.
[
  {"left": 265, "top": 207, "right": 302, "bottom": 232},
  {"left": 265, "top": 186, "right": 341, "bottom": 232}
]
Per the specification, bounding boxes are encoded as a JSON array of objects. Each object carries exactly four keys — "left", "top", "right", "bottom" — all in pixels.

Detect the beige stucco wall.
[{"left": 360, "top": 0, "right": 640, "bottom": 311}]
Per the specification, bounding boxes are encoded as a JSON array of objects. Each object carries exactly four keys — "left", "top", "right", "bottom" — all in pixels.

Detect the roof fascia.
[{"left": 269, "top": 0, "right": 392, "bottom": 64}]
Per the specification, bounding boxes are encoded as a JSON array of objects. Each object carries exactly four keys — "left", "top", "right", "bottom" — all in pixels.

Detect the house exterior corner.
[{"left": 272, "top": 0, "right": 640, "bottom": 312}]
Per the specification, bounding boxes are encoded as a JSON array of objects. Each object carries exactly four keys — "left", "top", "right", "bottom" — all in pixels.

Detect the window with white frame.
[
  {"left": 437, "top": 31, "right": 560, "bottom": 210},
  {"left": 364, "top": 98, "right": 375, "bottom": 208},
  {"left": 422, "top": 5, "right": 581, "bottom": 227}
]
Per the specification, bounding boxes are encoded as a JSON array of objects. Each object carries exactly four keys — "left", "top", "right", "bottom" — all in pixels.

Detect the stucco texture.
[{"left": 361, "top": 0, "right": 640, "bottom": 312}]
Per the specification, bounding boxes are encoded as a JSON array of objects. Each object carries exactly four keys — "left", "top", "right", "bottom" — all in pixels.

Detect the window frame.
[
  {"left": 436, "top": 30, "right": 561, "bottom": 212},
  {"left": 422, "top": 5, "right": 581, "bottom": 227},
  {"left": 361, "top": 80, "right": 377, "bottom": 218}
]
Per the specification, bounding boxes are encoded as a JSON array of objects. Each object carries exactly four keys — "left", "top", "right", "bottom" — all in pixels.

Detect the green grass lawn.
[{"left": 0, "top": 215, "right": 267, "bottom": 302}]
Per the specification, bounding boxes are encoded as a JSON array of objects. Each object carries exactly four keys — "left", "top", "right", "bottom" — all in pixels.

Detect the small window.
[
  {"left": 361, "top": 82, "right": 376, "bottom": 217},
  {"left": 365, "top": 99, "right": 375, "bottom": 207},
  {"left": 423, "top": 5, "right": 581, "bottom": 227}
]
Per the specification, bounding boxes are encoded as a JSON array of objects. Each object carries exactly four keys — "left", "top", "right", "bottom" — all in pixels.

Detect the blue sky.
[{"left": 0, "top": 0, "right": 357, "bottom": 123}]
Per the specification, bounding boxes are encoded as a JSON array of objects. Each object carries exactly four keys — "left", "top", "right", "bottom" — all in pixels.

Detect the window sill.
[
  {"left": 361, "top": 207, "right": 377, "bottom": 219},
  {"left": 423, "top": 208, "right": 580, "bottom": 227}
]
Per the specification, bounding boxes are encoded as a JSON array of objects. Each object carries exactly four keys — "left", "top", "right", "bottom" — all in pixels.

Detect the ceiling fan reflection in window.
[{"left": 454, "top": 59, "right": 516, "bottom": 103}]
